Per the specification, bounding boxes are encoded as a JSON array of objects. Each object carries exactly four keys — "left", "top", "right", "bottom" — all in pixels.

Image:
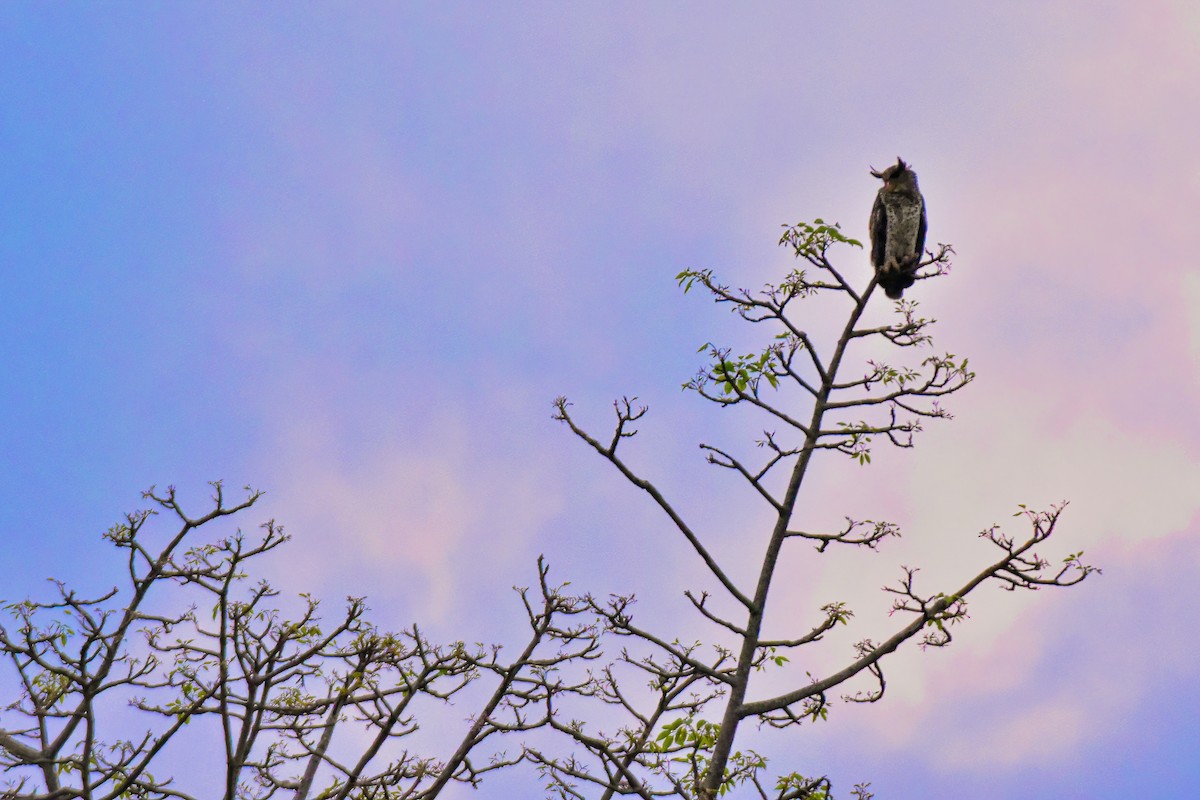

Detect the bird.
[{"left": 869, "top": 157, "right": 927, "bottom": 299}]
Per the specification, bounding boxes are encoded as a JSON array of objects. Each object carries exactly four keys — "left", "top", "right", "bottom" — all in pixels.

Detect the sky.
[{"left": 2, "top": 3, "right": 1199, "bottom": 798}]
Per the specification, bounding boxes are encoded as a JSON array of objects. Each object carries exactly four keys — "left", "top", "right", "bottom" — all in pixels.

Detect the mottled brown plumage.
[{"left": 869, "top": 157, "right": 927, "bottom": 299}]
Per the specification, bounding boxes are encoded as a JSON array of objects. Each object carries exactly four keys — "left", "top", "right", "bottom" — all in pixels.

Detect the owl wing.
[
  {"left": 869, "top": 192, "right": 887, "bottom": 268},
  {"left": 914, "top": 196, "right": 928, "bottom": 259}
]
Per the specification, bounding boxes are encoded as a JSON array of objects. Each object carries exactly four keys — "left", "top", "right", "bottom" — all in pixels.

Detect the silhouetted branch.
[
  {"left": 553, "top": 397, "right": 753, "bottom": 610},
  {"left": 558, "top": 219, "right": 1092, "bottom": 799}
]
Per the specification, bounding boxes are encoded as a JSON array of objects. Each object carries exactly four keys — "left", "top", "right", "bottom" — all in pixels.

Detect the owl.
[{"left": 869, "top": 158, "right": 927, "bottom": 299}]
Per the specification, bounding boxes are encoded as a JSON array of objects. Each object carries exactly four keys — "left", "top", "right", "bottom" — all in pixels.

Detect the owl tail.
[
  {"left": 876, "top": 265, "right": 906, "bottom": 299},
  {"left": 877, "top": 258, "right": 917, "bottom": 300}
]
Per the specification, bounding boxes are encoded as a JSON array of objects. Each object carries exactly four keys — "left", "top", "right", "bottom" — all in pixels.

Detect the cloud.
[
  {"left": 851, "top": 519, "right": 1200, "bottom": 771},
  {"left": 1185, "top": 272, "right": 1200, "bottom": 371},
  {"left": 774, "top": 381, "right": 1200, "bottom": 769},
  {"left": 257, "top": 404, "right": 565, "bottom": 626}
]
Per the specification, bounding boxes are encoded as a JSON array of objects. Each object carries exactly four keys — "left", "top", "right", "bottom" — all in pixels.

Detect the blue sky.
[{"left": 2, "top": 4, "right": 1199, "bottom": 797}]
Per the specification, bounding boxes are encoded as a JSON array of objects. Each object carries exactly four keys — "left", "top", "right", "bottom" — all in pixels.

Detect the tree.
[
  {"left": 0, "top": 220, "right": 1097, "bottom": 800},
  {"left": 543, "top": 220, "right": 1098, "bottom": 799},
  {"left": 0, "top": 485, "right": 598, "bottom": 799}
]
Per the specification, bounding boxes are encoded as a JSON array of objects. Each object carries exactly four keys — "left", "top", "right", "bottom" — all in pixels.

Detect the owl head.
[{"left": 870, "top": 157, "right": 919, "bottom": 192}]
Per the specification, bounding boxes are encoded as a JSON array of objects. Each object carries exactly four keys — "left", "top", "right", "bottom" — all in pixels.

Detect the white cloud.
[
  {"left": 1185, "top": 272, "right": 1200, "bottom": 371},
  {"left": 780, "top": 381, "right": 1200, "bottom": 768},
  {"left": 259, "top": 411, "right": 564, "bottom": 625},
  {"left": 941, "top": 694, "right": 1088, "bottom": 768}
]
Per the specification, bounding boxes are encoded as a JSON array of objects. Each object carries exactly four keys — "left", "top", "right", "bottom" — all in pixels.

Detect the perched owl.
[{"left": 869, "top": 157, "right": 927, "bottom": 299}]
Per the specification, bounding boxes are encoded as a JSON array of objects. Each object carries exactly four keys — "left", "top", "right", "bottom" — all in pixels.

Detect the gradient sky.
[{"left": 2, "top": 4, "right": 1198, "bottom": 798}]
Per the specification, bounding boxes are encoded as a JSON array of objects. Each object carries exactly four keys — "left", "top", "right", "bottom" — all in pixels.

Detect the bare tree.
[
  {"left": 545, "top": 220, "right": 1098, "bottom": 799},
  {"left": 1, "top": 220, "right": 1098, "bottom": 800},
  {"left": 0, "top": 485, "right": 598, "bottom": 800}
]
